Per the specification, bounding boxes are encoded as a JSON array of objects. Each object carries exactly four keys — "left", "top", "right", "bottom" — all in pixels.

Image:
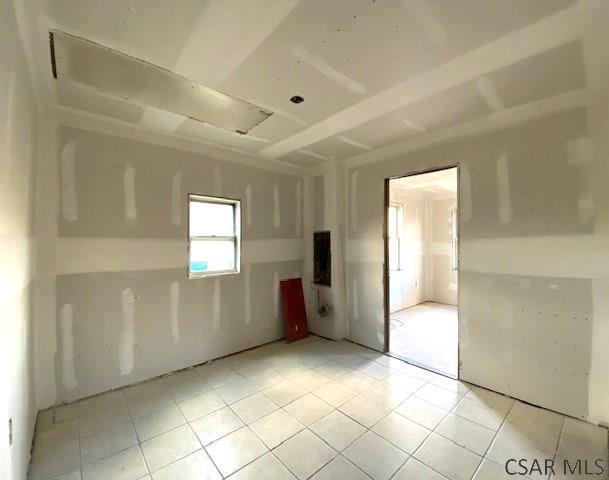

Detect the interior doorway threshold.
[{"left": 386, "top": 350, "right": 458, "bottom": 380}]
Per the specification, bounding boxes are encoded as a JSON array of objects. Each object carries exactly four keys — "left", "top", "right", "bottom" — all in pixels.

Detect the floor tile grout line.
[
  {"left": 248, "top": 423, "right": 295, "bottom": 477},
  {"left": 105, "top": 389, "right": 149, "bottom": 475},
  {"left": 445, "top": 390, "right": 512, "bottom": 432},
  {"left": 138, "top": 422, "right": 205, "bottom": 477},
  {"left": 128, "top": 383, "right": 194, "bottom": 476},
  {"left": 268, "top": 449, "right": 313, "bottom": 480},
  {"left": 200, "top": 443, "right": 224, "bottom": 479},
  {"left": 76, "top": 404, "right": 83, "bottom": 480},
  {"left": 398, "top": 429, "right": 457, "bottom": 480},
  {"left": 77, "top": 393, "right": 149, "bottom": 477},
  {"left": 128, "top": 353, "right": 426, "bottom": 473},
  {"left": 387, "top": 383, "right": 488, "bottom": 480},
  {"left": 386, "top": 387, "right": 474, "bottom": 479},
  {"left": 280, "top": 426, "right": 341, "bottom": 479},
  {"left": 470, "top": 396, "right": 518, "bottom": 478},
  {"left": 387, "top": 454, "right": 414, "bottom": 480},
  {"left": 209, "top": 424, "right": 280, "bottom": 479},
  {"left": 548, "top": 416, "right": 566, "bottom": 480},
  {"left": 34, "top": 337, "right": 604, "bottom": 480}
]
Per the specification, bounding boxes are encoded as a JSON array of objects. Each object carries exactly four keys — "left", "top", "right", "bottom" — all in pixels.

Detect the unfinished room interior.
[
  {"left": 388, "top": 168, "right": 458, "bottom": 378},
  {"left": 2, "top": 0, "right": 609, "bottom": 479}
]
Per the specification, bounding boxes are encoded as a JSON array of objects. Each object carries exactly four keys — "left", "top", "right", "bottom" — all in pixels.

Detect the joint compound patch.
[
  {"left": 578, "top": 191, "right": 595, "bottom": 224},
  {"left": 351, "top": 171, "right": 359, "bottom": 232},
  {"left": 497, "top": 152, "right": 512, "bottom": 224},
  {"left": 212, "top": 280, "right": 221, "bottom": 332},
  {"left": 59, "top": 304, "right": 77, "bottom": 390},
  {"left": 61, "top": 140, "right": 79, "bottom": 222},
  {"left": 566, "top": 137, "right": 593, "bottom": 166},
  {"left": 245, "top": 184, "right": 252, "bottom": 227},
  {"left": 460, "top": 165, "right": 472, "bottom": 222},
  {"left": 296, "top": 180, "right": 303, "bottom": 237},
  {"left": 245, "top": 265, "right": 251, "bottom": 324},
  {"left": 124, "top": 163, "right": 137, "bottom": 224},
  {"left": 171, "top": 172, "right": 183, "bottom": 227},
  {"left": 120, "top": 288, "right": 135, "bottom": 376},
  {"left": 213, "top": 166, "right": 222, "bottom": 196},
  {"left": 273, "top": 271, "right": 280, "bottom": 320},
  {"left": 170, "top": 281, "right": 180, "bottom": 343},
  {"left": 273, "top": 183, "right": 280, "bottom": 228},
  {"left": 352, "top": 277, "right": 359, "bottom": 320}
]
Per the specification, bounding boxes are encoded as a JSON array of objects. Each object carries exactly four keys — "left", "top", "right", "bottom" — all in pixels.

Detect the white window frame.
[
  {"left": 388, "top": 202, "right": 403, "bottom": 271},
  {"left": 188, "top": 194, "right": 241, "bottom": 279}
]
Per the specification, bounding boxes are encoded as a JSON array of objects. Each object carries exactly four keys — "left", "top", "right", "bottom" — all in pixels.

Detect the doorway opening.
[{"left": 385, "top": 166, "right": 459, "bottom": 378}]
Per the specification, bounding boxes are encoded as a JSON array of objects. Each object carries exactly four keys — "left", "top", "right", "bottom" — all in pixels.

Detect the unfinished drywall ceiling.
[
  {"left": 14, "top": 0, "right": 585, "bottom": 168},
  {"left": 391, "top": 168, "right": 457, "bottom": 198},
  {"left": 51, "top": 30, "right": 273, "bottom": 134}
]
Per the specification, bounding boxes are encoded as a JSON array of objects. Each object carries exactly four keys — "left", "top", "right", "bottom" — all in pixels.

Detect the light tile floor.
[
  {"left": 390, "top": 302, "right": 458, "bottom": 377},
  {"left": 29, "top": 337, "right": 608, "bottom": 480}
]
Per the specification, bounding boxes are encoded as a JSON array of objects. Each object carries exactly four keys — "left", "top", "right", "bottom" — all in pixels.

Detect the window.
[
  {"left": 451, "top": 206, "right": 458, "bottom": 271},
  {"left": 188, "top": 194, "right": 241, "bottom": 278},
  {"left": 388, "top": 203, "right": 402, "bottom": 271}
]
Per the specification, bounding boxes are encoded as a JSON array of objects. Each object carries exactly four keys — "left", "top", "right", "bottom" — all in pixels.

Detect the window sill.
[{"left": 188, "top": 269, "right": 240, "bottom": 279}]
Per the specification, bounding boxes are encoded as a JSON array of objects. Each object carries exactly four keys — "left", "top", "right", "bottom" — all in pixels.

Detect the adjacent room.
[
  {"left": 388, "top": 168, "right": 458, "bottom": 377},
  {"left": 2, "top": 1, "right": 609, "bottom": 480}
]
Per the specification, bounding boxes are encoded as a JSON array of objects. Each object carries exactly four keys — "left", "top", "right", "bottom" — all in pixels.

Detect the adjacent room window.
[
  {"left": 188, "top": 194, "right": 241, "bottom": 278},
  {"left": 388, "top": 203, "right": 402, "bottom": 270},
  {"left": 451, "top": 206, "right": 458, "bottom": 271}
]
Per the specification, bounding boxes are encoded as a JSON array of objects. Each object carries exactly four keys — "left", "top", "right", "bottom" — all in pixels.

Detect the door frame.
[{"left": 383, "top": 164, "right": 460, "bottom": 378}]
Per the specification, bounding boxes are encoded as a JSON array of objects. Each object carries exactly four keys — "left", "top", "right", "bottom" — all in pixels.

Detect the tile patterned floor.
[
  {"left": 390, "top": 302, "right": 458, "bottom": 377},
  {"left": 29, "top": 337, "right": 608, "bottom": 480}
]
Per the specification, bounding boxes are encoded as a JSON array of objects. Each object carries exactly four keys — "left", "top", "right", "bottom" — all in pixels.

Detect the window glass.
[
  {"left": 388, "top": 205, "right": 398, "bottom": 238},
  {"left": 188, "top": 195, "right": 240, "bottom": 277},
  {"left": 388, "top": 203, "right": 402, "bottom": 270},
  {"left": 189, "top": 201, "right": 235, "bottom": 237},
  {"left": 451, "top": 206, "right": 458, "bottom": 270},
  {"left": 190, "top": 240, "right": 235, "bottom": 273},
  {"left": 389, "top": 238, "right": 399, "bottom": 270}
]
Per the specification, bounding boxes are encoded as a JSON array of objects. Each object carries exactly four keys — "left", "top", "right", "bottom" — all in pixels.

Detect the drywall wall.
[
  {"left": 303, "top": 161, "right": 347, "bottom": 341},
  {"left": 346, "top": 108, "right": 609, "bottom": 423},
  {"left": 387, "top": 186, "right": 457, "bottom": 311},
  {"left": 0, "top": 1, "right": 39, "bottom": 478},
  {"left": 313, "top": 174, "right": 325, "bottom": 231},
  {"left": 430, "top": 197, "right": 458, "bottom": 305},
  {"left": 34, "top": 125, "right": 304, "bottom": 406},
  {"left": 388, "top": 188, "right": 425, "bottom": 312}
]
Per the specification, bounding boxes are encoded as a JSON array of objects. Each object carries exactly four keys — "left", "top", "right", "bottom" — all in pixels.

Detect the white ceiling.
[
  {"left": 391, "top": 167, "right": 457, "bottom": 199},
  {"left": 21, "top": 0, "right": 586, "bottom": 169}
]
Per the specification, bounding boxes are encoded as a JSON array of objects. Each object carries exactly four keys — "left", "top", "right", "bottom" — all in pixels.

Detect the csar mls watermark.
[{"left": 506, "top": 458, "right": 607, "bottom": 476}]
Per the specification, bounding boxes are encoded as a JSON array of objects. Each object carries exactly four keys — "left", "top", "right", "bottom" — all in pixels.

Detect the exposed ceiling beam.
[
  {"left": 349, "top": 88, "right": 587, "bottom": 167},
  {"left": 260, "top": 4, "right": 580, "bottom": 158}
]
